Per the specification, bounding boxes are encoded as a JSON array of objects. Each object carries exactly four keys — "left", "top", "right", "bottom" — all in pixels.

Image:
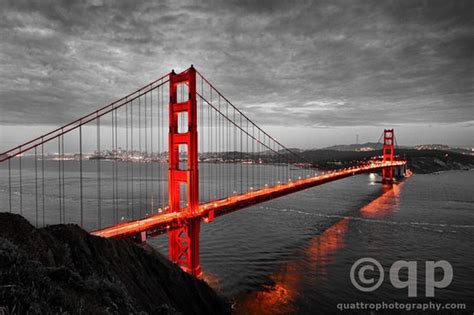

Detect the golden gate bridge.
[{"left": 0, "top": 66, "right": 407, "bottom": 277}]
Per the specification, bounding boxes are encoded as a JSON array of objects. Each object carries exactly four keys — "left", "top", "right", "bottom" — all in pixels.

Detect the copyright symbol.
[{"left": 350, "top": 257, "right": 384, "bottom": 292}]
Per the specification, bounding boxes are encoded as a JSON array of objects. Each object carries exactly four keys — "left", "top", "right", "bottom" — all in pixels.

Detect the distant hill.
[
  {"left": 412, "top": 144, "right": 473, "bottom": 155},
  {"left": 299, "top": 148, "right": 474, "bottom": 174},
  {"left": 279, "top": 148, "right": 304, "bottom": 153},
  {"left": 321, "top": 142, "right": 381, "bottom": 152},
  {"left": 320, "top": 142, "right": 410, "bottom": 152},
  {"left": 319, "top": 142, "right": 473, "bottom": 155},
  {"left": 413, "top": 144, "right": 450, "bottom": 150}
]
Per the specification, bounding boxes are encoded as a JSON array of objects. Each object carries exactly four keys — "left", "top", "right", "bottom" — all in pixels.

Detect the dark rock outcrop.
[{"left": 0, "top": 213, "right": 230, "bottom": 314}]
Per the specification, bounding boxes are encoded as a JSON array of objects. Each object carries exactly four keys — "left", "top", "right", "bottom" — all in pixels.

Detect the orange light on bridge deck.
[
  {"left": 203, "top": 210, "right": 214, "bottom": 223},
  {"left": 91, "top": 158, "right": 407, "bottom": 241}
]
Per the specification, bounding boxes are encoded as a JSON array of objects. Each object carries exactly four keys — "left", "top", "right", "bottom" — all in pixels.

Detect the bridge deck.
[{"left": 92, "top": 161, "right": 406, "bottom": 239}]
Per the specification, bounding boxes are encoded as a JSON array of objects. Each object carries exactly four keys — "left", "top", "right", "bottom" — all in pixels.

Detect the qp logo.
[{"left": 350, "top": 258, "right": 453, "bottom": 297}]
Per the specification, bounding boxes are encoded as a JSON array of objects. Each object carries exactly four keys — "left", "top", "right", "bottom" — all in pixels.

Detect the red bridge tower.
[
  {"left": 168, "top": 66, "right": 202, "bottom": 277},
  {"left": 382, "top": 129, "right": 394, "bottom": 184}
]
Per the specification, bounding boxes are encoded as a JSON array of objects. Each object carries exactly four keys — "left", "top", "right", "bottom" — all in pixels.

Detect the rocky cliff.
[{"left": 0, "top": 213, "right": 230, "bottom": 314}]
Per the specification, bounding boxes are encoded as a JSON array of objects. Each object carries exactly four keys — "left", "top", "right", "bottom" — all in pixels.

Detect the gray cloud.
[{"left": 0, "top": 0, "right": 473, "bottom": 132}]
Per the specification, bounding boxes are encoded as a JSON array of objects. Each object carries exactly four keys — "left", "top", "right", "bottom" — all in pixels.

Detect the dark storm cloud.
[{"left": 0, "top": 0, "right": 472, "bottom": 127}]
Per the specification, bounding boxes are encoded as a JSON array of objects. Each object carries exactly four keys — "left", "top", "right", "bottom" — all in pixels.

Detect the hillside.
[
  {"left": 300, "top": 149, "right": 474, "bottom": 174},
  {"left": 0, "top": 213, "right": 230, "bottom": 315}
]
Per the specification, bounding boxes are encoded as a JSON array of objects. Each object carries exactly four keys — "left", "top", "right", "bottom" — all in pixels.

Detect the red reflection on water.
[
  {"left": 235, "top": 219, "right": 349, "bottom": 314},
  {"left": 234, "top": 181, "right": 407, "bottom": 314},
  {"left": 201, "top": 271, "right": 221, "bottom": 291},
  {"left": 360, "top": 182, "right": 404, "bottom": 218},
  {"left": 306, "top": 219, "right": 349, "bottom": 278}
]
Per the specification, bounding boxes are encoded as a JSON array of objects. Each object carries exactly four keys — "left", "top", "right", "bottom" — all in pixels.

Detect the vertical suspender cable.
[
  {"left": 61, "top": 133, "right": 65, "bottom": 223},
  {"left": 231, "top": 103, "right": 234, "bottom": 194},
  {"left": 226, "top": 99, "right": 229, "bottom": 196},
  {"left": 8, "top": 159, "right": 11, "bottom": 213},
  {"left": 219, "top": 95, "right": 223, "bottom": 198},
  {"left": 228, "top": 104, "right": 231, "bottom": 194},
  {"left": 144, "top": 92, "right": 148, "bottom": 215},
  {"left": 156, "top": 87, "right": 163, "bottom": 211},
  {"left": 199, "top": 79, "right": 203, "bottom": 201},
  {"left": 97, "top": 116, "right": 101, "bottom": 228},
  {"left": 252, "top": 124, "right": 255, "bottom": 189},
  {"left": 257, "top": 129, "right": 260, "bottom": 188},
  {"left": 207, "top": 87, "right": 211, "bottom": 202},
  {"left": 161, "top": 84, "right": 165, "bottom": 211},
  {"left": 246, "top": 115, "right": 249, "bottom": 192},
  {"left": 158, "top": 86, "right": 161, "bottom": 209},
  {"left": 126, "top": 104, "right": 130, "bottom": 219},
  {"left": 19, "top": 154, "right": 22, "bottom": 215},
  {"left": 216, "top": 94, "right": 220, "bottom": 198},
  {"left": 58, "top": 137, "right": 61, "bottom": 222},
  {"left": 151, "top": 87, "right": 154, "bottom": 214},
  {"left": 42, "top": 142, "right": 45, "bottom": 226},
  {"left": 210, "top": 89, "right": 213, "bottom": 200},
  {"left": 131, "top": 101, "right": 134, "bottom": 218},
  {"left": 79, "top": 124, "right": 83, "bottom": 227},
  {"left": 112, "top": 112, "right": 116, "bottom": 223},
  {"left": 35, "top": 147, "right": 38, "bottom": 226},
  {"left": 240, "top": 113, "right": 243, "bottom": 194},
  {"left": 138, "top": 97, "right": 142, "bottom": 217},
  {"left": 115, "top": 110, "right": 118, "bottom": 222}
]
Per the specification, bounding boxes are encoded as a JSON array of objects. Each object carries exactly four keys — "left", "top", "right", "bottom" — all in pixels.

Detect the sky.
[{"left": 0, "top": 0, "right": 473, "bottom": 150}]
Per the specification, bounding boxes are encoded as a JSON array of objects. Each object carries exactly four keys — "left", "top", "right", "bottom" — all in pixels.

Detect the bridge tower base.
[
  {"left": 382, "top": 129, "right": 395, "bottom": 184},
  {"left": 168, "top": 66, "right": 202, "bottom": 277},
  {"left": 394, "top": 164, "right": 406, "bottom": 178}
]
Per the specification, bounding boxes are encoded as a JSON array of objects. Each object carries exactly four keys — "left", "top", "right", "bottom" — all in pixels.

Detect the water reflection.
[
  {"left": 201, "top": 271, "right": 221, "bottom": 291},
  {"left": 234, "top": 182, "right": 404, "bottom": 314},
  {"left": 360, "top": 182, "right": 403, "bottom": 218},
  {"left": 234, "top": 218, "right": 349, "bottom": 314}
]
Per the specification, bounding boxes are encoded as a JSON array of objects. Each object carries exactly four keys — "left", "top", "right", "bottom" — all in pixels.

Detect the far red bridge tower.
[{"left": 382, "top": 129, "right": 394, "bottom": 184}]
